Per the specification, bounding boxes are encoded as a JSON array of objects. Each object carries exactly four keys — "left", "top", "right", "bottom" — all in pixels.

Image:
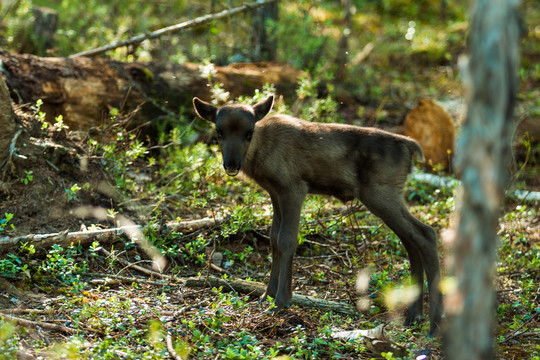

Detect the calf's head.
[{"left": 193, "top": 96, "right": 274, "bottom": 176}]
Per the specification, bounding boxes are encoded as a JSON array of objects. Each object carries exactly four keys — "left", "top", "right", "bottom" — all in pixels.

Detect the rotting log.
[{"left": 0, "top": 50, "right": 304, "bottom": 132}]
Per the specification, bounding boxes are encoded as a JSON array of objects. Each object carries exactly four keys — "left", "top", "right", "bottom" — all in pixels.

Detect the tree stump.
[{"left": 403, "top": 98, "right": 456, "bottom": 171}]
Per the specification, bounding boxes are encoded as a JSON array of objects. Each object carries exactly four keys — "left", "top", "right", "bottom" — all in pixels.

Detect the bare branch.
[{"left": 0, "top": 313, "right": 76, "bottom": 335}]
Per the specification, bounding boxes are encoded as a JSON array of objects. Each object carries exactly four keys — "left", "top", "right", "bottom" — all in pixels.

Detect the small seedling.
[
  {"left": 65, "top": 183, "right": 81, "bottom": 201},
  {"left": 20, "top": 170, "right": 33, "bottom": 185},
  {"left": 0, "top": 213, "right": 14, "bottom": 233}
]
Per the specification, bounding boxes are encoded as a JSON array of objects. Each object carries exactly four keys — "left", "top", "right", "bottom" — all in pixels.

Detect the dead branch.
[
  {"left": 0, "top": 277, "right": 44, "bottom": 301},
  {"left": 0, "top": 313, "right": 76, "bottom": 335},
  {"left": 351, "top": 42, "right": 375, "bottom": 67},
  {"left": 166, "top": 333, "right": 183, "bottom": 360},
  {"left": 99, "top": 247, "right": 179, "bottom": 282},
  {"left": 0, "top": 51, "right": 304, "bottom": 132},
  {"left": 184, "top": 275, "right": 359, "bottom": 316},
  {"left": 0, "top": 217, "right": 227, "bottom": 253},
  {"left": 0, "top": 128, "right": 25, "bottom": 175},
  {"left": 499, "top": 312, "right": 539, "bottom": 343},
  {"left": 0, "top": 309, "right": 51, "bottom": 315},
  {"left": 86, "top": 272, "right": 176, "bottom": 286},
  {"left": 70, "top": 0, "right": 277, "bottom": 58}
]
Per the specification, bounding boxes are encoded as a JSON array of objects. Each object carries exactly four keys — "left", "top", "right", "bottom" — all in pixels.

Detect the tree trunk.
[
  {"left": 29, "top": 7, "right": 58, "bottom": 56},
  {"left": 0, "top": 73, "right": 16, "bottom": 168},
  {"left": 334, "top": 0, "right": 352, "bottom": 82},
  {"left": 444, "top": 0, "right": 521, "bottom": 359},
  {"left": 251, "top": 0, "right": 278, "bottom": 61},
  {"left": 0, "top": 50, "right": 303, "bottom": 132}
]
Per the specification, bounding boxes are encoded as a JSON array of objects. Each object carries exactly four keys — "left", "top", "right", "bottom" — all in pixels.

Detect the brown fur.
[{"left": 193, "top": 95, "right": 443, "bottom": 335}]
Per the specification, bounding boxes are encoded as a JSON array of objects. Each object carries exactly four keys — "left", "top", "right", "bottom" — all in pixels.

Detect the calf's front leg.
[
  {"left": 272, "top": 189, "right": 306, "bottom": 310},
  {"left": 262, "top": 194, "right": 281, "bottom": 301}
]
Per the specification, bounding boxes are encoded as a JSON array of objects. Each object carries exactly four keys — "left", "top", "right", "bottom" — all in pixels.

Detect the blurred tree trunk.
[
  {"left": 30, "top": 7, "right": 58, "bottom": 56},
  {"left": 251, "top": 0, "right": 278, "bottom": 61},
  {"left": 440, "top": 0, "right": 447, "bottom": 21},
  {"left": 444, "top": 0, "right": 521, "bottom": 359},
  {"left": 335, "top": 0, "right": 352, "bottom": 81}
]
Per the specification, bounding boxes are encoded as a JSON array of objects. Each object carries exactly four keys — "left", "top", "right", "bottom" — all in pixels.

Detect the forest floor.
[{"left": 1, "top": 71, "right": 538, "bottom": 359}]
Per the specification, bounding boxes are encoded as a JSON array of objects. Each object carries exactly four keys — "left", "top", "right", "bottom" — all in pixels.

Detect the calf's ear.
[
  {"left": 193, "top": 97, "right": 218, "bottom": 123},
  {"left": 253, "top": 95, "right": 274, "bottom": 121}
]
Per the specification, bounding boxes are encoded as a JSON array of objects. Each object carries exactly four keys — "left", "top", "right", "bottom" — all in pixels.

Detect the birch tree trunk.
[{"left": 444, "top": 0, "right": 521, "bottom": 359}]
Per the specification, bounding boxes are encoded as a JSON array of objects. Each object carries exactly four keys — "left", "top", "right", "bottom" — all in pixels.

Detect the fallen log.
[
  {"left": 0, "top": 216, "right": 227, "bottom": 253},
  {"left": 184, "top": 275, "right": 359, "bottom": 316},
  {"left": 0, "top": 50, "right": 304, "bottom": 132},
  {"left": 410, "top": 171, "right": 540, "bottom": 204}
]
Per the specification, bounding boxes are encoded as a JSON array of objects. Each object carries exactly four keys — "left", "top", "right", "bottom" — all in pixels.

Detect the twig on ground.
[
  {"left": 166, "top": 332, "right": 183, "bottom": 360},
  {"left": 99, "top": 247, "right": 179, "bottom": 282},
  {"left": 1, "top": 128, "right": 26, "bottom": 176},
  {"left": 0, "top": 309, "right": 51, "bottom": 315},
  {"left": 500, "top": 312, "right": 539, "bottom": 343},
  {"left": 0, "top": 313, "right": 76, "bottom": 334},
  {"left": 86, "top": 272, "right": 178, "bottom": 286}
]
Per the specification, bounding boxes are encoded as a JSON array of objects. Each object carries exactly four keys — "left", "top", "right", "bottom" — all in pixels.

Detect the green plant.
[
  {"left": 53, "top": 114, "right": 69, "bottom": 131},
  {"left": 65, "top": 183, "right": 81, "bottom": 201},
  {"left": 20, "top": 170, "right": 33, "bottom": 185},
  {"left": 0, "top": 320, "right": 19, "bottom": 359},
  {"left": 0, "top": 213, "right": 14, "bottom": 233},
  {"left": 183, "top": 236, "right": 209, "bottom": 265},
  {"left": 39, "top": 243, "right": 88, "bottom": 293},
  {"left": 0, "top": 254, "right": 25, "bottom": 278}
]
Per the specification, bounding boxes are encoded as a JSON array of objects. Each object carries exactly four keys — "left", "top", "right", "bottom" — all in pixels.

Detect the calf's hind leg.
[{"left": 359, "top": 186, "right": 442, "bottom": 335}]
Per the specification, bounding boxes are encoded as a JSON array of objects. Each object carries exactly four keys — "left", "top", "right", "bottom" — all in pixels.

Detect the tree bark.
[
  {"left": 0, "top": 73, "right": 16, "bottom": 169},
  {"left": 251, "top": 0, "right": 278, "bottom": 62},
  {"left": 444, "top": 0, "right": 521, "bottom": 359},
  {"left": 0, "top": 50, "right": 303, "bottom": 132},
  {"left": 334, "top": 0, "right": 352, "bottom": 82}
]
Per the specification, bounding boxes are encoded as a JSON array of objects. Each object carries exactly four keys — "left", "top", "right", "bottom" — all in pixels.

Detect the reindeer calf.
[{"left": 193, "top": 95, "right": 443, "bottom": 335}]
